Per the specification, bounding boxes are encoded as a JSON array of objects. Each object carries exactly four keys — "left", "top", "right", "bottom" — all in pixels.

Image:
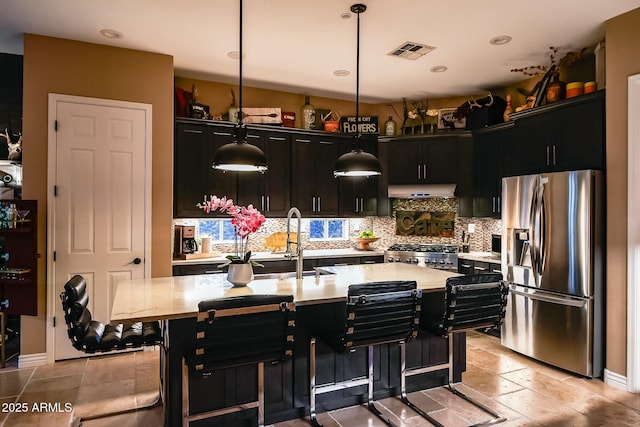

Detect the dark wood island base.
[{"left": 164, "top": 295, "right": 465, "bottom": 426}]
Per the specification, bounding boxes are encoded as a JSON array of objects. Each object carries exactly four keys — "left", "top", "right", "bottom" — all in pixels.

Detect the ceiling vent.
[{"left": 388, "top": 42, "right": 436, "bottom": 60}]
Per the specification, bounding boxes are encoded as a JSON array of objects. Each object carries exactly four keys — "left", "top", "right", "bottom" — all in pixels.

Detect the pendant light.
[
  {"left": 334, "top": 3, "right": 381, "bottom": 178},
  {"left": 212, "top": 0, "right": 268, "bottom": 172}
]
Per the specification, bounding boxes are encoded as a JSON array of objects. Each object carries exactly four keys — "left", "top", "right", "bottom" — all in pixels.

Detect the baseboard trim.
[
  {"left": 19, "top": 352, "right": 48, "bottom": 368},
  {"left": 604, "top": 368, "right": 628, "bottom": 391}
]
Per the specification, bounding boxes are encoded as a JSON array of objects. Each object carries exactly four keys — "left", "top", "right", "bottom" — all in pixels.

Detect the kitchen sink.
[{"left": 253, "top": 269, "right": 333, "bottom": 280}]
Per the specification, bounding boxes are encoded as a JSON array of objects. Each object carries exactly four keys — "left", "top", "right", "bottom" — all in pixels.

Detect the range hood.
[{"left": 388, "top": 183, "right": 456, "bottom": 199}]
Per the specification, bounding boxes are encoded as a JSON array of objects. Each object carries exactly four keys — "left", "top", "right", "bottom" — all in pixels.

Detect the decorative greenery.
[{"left": 511, "top": 46, "right": 586, "bottom": 77}]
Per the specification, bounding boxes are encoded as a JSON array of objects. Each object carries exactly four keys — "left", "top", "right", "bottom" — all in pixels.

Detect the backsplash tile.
[{"left": 173, "top": 198, "right": 502, "bottom": 255}]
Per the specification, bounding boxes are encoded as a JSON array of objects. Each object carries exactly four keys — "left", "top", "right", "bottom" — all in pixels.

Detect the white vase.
[{"left": 227, "top": 263, "right": 253, "bottom": 287}]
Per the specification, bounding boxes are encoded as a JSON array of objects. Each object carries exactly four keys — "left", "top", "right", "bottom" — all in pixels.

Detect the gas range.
[{"left": 384, "top": 243, "right": 458, "bottom": 271}]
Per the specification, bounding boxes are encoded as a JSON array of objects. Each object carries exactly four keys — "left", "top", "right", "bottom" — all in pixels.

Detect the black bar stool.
[
  {"left": 59, "top": 274, "right": 164, "bottom": 422},
  {"left": 400, "top": 273, "right": 509, "bottom": 427},
  {"left": 182, "top": 294, "right": 295, "bottom": 427},
  {"left": 309, "top": 281, "right": 422, "bottom": 427}
]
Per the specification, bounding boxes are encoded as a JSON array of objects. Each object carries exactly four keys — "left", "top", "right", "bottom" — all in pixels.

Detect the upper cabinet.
[
  {"left": 387, "top": 134, "right": 462, "bottom": 185},
  {"left": 508, "top": 90, "right": 605, "bottom": 176},
  {"left": 236, "top": 128, "right": 291, "bottom": 217},
  {"left": 291, "top": 134, "right": 341, "bottom": 216},
  {"left": 174, "top": 120, "right": 237, "bottom": 218}
]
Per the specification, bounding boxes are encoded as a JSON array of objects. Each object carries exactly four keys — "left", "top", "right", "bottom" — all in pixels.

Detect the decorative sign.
[
  {"left": 339, "top": 116, "right": 379, "bottom": 134},
  {"left": 395, "top": 211, "right": 455, "bottom": 237}
]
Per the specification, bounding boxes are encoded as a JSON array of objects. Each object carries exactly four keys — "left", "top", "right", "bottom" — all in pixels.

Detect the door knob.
[{"left": 127, "top": 257, "right": 142, "bottom": 265}]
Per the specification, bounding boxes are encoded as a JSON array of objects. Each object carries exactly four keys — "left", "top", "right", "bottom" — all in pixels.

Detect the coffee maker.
[{"left": 174, "top": 225, "right": 198, "bottom": 258}]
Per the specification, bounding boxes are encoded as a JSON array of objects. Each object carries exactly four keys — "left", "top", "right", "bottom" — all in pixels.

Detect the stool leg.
[
  {"left": 364, "top": 345, "right": 398, "bottom": 427},
  {"left": 182, "top": 359, "right": 190, "bottom": 427},
  {"left": 398, "top": 342, "right": 444, "bottom": 427},
  {"left": 309, "top": 337, "right": 322, "bottom": 427},
  {"left": 1, "top": 312, "right": 5, "bottom": 369},
  {"left": 258, "top": 362, "right": 265, "bottom": 427}
]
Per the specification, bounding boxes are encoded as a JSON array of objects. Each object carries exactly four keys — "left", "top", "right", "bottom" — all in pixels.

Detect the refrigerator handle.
[
  {"left": 529, "top": 182, "right": 540, "bottom": 285},
  {"left": 509, "top": 286, "right": 588, "bottom": 308},
  {"left": 538, "top": 184, "right": 547, "bottom": 274}
]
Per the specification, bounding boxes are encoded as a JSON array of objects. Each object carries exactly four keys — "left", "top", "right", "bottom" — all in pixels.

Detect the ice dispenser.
[{"left": 506, "top": 228, "right": 535, "bottom": 286}]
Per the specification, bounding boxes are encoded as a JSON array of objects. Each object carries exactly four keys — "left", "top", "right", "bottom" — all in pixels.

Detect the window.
[
  {"left": 198, "top": 219, "right": 236, "bottom": 242},
  {"left": 309, "top": 219, "right": 348, "bottom": 240}
]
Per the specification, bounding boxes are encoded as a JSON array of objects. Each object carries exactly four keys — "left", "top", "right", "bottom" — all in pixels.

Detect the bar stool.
[
  {"left": 400, "top": 273, "right": 509, "bottom": 427},
  {"left": 59, "top": 274, "right": 165, "bottom": 421},
  {"left": 309, "top": 281, "right": 422, "bottom": 427},
  {"left": 182, "top": 294, "right": 295, "bottom": 427}
]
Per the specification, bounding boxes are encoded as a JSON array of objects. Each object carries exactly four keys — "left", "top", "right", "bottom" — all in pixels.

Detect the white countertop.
[
  {"left": 457, "top": 252, "right": 502, "bottom": 263},
  {"left": 111, "top": 263, "right": 458, "bottom": 323},
  {"left": 172, "top": 248, "right": 385, "bottom": 265}
]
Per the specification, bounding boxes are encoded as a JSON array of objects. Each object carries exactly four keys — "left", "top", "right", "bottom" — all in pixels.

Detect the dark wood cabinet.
[
  {"left": 291, "top": 134, "right": 340, "bottom": 216},
  {"left": 338, "top": 135, "right": 379, "bottom": 217},
  {"left": 174, "top": 120, "right": 237, "bottom": 218},
  {"left": 388, "top": 134, "right": 462, "bottom": 185},
  {"left": 472, "top": 123, "right": 515, "bottom": 217},
  {"left": 509, "top": 90, "right": 605, "bottom": 176},
  {"left": 237, "top": 128, "right": 291, "bottom": 217},
  {"left": 0, "top": 200, "right": 37, "bottom": 316},
  {"left": 457, "top": 258, "right": 502, "bottom": 276}
]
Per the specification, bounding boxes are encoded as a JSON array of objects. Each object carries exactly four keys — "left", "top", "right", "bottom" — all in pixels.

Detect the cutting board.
[{"left": 265, "top": 232, "right": 297, "bottom": 253}]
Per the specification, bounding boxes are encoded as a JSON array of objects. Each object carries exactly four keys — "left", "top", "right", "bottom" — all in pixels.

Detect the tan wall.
[
  {"left": 21, "top": 35, "right": 174, "bottom": 355},
  {"left": 604, "top": 8, "right": 640, "bottom": 376}
]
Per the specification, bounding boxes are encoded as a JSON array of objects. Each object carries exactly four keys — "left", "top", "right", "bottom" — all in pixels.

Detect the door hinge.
[
  {"left": 53, "top": 251, "right": 56, "bottom": 262},
  {"left": 54, "top": 185, "right": 57, "bottom": 197},
  {"left": 53, "top": 316, "right": 56, "bottom": 327},
  {"left": 54, "top": 120, "right": 58, "bottom": 131}
]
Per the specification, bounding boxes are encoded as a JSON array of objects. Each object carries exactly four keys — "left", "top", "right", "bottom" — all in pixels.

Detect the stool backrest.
[
  {"left": 342, "top": 280, "right": 422, "bottom": 350},
  {"left": 438, "top": 274, "right": 508, "bottom": 336},
  {"left": 190, "top": 294, "right": 295, "bottom": 372},
  {"left": 60, "top": 274, "right": 93, "bottom": 350}
]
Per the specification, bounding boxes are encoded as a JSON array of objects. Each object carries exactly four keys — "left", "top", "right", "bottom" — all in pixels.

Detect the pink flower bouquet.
[{"left": 197, "top": 195, "right": 266, "bottom": 267}]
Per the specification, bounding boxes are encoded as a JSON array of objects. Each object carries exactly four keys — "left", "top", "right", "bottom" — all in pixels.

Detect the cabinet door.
[
  {"left": 423, "top": 138, "right": 459, "bottom": 183},
  {"left": 315, "top": 136, "right": 341, "bottom": 216},
  {"left": 513, "top": 114, "right": 553, "bottom": 175},
  {"left": 207, "top": 126, "right": 238, "bottom": 205},
  {"left": 237, "top": 128, "right": 291, "bottom": 217},
  {"left": 338, "top": 136, "right": 378, "bottom": 216},
  {"left": 472, "top": 124, "right": 514, "bottom": 217},
  {"left": 291, "top": 136, "right": 316, "bottom": 214},
  {"left": 552, "top": 94, "right": 605, "bottom": 171},
  {"left": 458, "top": 259, "right": 474, "bottom": 275},
  {"left": 174, "top": 122, "right": 212, "bottom": 218},
  {"left": 291, "top": 135, "right": 340, "bottom": 216},
  {"left": 388, "top": 139, "right": 422, "bottom": 184}
]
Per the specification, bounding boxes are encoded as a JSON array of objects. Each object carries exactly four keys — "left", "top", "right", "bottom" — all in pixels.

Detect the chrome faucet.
[{"left": 285, "top": 207, "right": 304, "bottom": 279}]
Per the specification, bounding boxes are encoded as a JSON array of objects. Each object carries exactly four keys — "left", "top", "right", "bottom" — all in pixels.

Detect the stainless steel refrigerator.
[{"left": 501, "top": 170, "right": 603, "bottom": 378}]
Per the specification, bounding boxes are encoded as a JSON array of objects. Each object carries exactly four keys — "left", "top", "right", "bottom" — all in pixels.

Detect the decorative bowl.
[{"left": 350, "top": 237, "right": 380, "bottom": 251}]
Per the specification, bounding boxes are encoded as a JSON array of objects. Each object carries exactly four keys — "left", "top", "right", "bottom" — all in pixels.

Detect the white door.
[{"left": 49, "top": 95, "right": 151, "bottom": 361}]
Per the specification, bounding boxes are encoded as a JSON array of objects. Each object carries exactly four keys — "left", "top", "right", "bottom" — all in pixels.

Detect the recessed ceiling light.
[
  {"left": 100, "top": 29, "right": 123, "bottom": 39},
  {"left": 227, "top": 51, "right": 240, "bottom": 59},
  {"left": 333, "top": 69, "right": 350, "bottom": 77},
  {"left": 489, "top": 35, "right": 512, "bottom": 45},
  {"left": 430, "top": 65, "right": 448, "bottom": 73},
  {"left": 341, "top": 12, "right": 352, "bottom": 19}
]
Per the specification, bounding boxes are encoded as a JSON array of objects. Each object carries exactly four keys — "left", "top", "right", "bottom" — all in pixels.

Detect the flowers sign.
[{"left": 197, "top": 195, "right": 266, "bottom": 267}]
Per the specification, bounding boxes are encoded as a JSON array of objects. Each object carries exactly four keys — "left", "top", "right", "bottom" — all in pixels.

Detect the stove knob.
[
  {"left": 387, "top": 257, "right": 395, "bottom": 262},
  {"left": 405, "top": 258, "right": 412, "bottom": 263},
  {"left": 413, "top": 258, "right": 419, "bottom": 264},
  {"left": 439, "top": 260, "right": 445, "bottom": 264}
]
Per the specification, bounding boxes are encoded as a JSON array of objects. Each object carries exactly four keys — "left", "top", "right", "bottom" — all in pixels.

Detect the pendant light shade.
[
  {"left": 334, "top": 3, "right": 381, "bottom": 178},
  {"left": 212, "top": 0, "right": 268, "bottom": 172},
  {"left": 212, "top": 124, "right": 268, "bottom": 172}
]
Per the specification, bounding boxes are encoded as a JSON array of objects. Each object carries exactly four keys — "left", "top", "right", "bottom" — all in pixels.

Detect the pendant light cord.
[
  {"left": 355, "top": 6, "right": 360, "bottom": 134},
  {"left": 238, "top": 0, "right": 243, "bottom": 123}
]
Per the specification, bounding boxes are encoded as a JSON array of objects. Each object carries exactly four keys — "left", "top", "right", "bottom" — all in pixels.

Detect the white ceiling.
[{"left": 1, "top": 0, "right": 639, "bottom": 103}]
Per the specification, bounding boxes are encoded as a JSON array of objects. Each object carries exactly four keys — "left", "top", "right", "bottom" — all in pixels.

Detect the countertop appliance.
[
  {"left": 384, "top": 243, "right": 458, "bottom": 271},
  {"left": 501, "top": 170, "right": 603, "bottom": 378}
]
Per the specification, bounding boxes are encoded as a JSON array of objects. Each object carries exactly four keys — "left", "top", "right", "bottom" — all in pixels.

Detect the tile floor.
[{"left": 2, "top": 333, "right": 640, "bottom": 426}]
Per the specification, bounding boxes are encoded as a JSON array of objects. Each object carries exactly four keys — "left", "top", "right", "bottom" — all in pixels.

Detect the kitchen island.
[{"left": 111, "top": 263, "right": 462, "bottom": 426}]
